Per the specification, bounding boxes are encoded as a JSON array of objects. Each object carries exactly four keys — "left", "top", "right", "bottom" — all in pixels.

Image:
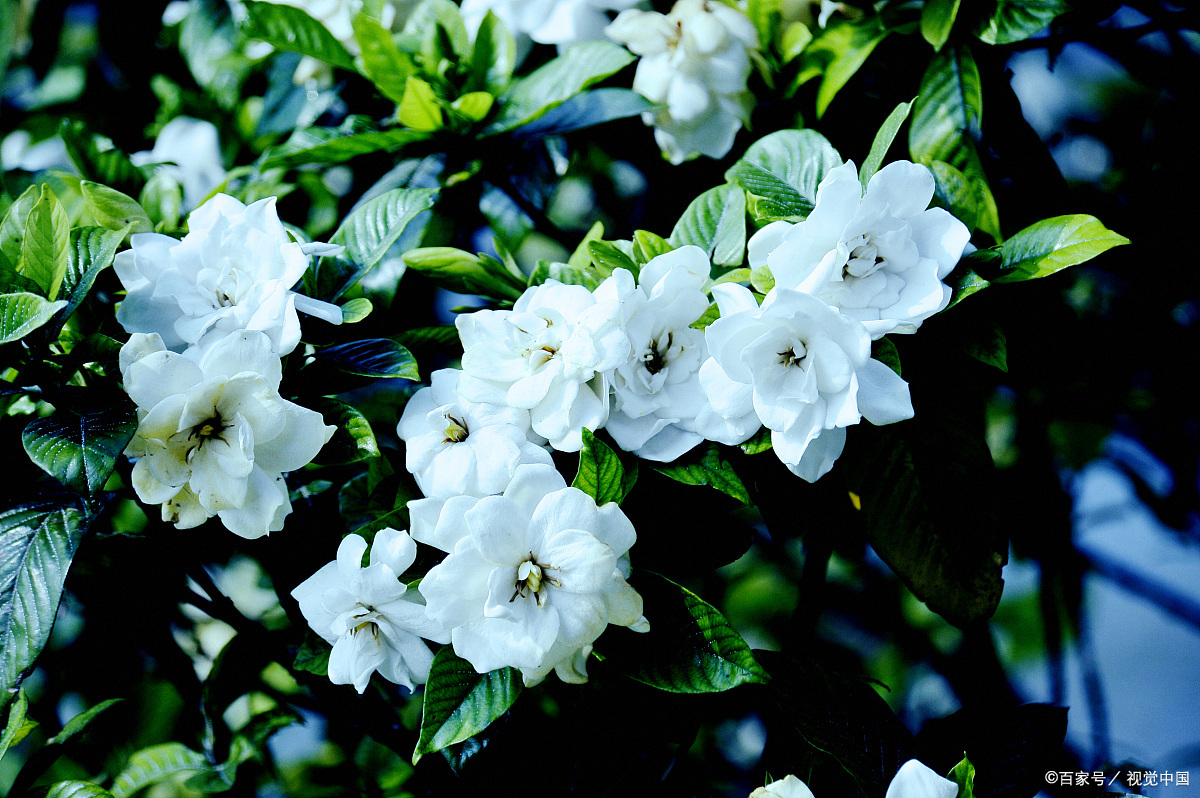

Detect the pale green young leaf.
[
  {"left": 632, "top": 230, "right": 673, "bottom": 265},
  {"left": 988, "top": 214, "right": 1128, "bottom": 283},
  {"left": 139, "top": 171, "right": 183, "bottom": 230},
  {"left": 21, "top": 405, "right": 139, "bottom": 497},
  {"left": 81, "top": 182, "right": 153, "bottom": 235},
  {"left": 859, "top": 100, "right": 913, "bottom": 190},
  {"left": 573, "top": 428, "right": 636, "bottom": 506},
  {"left": 241, "top": 0, "right": 357, "bottom": 71},
  {"left": 0, "top": 293, "right": 67, "bottom": 343},
  {"left": 567, "top": 221, "right": 605, "bottom": 270},
  {"left": 413, "top": 647, "right": 522, "bottom": 763},
  {"left": 976, "top": 0, "right": 1071, "bottom": 46},
  {"left": 0, "top": 185, "right": 40, "bottom": 270},
  {"left": 340, "top": 297, "right": 373, "bottom": 323},
  {"left": 399, "top": 77, "right": 444, "bottom": 132},
  {"left": 921, "top": 0, "right": 961, "bottom": 50},
  {"left": 586, "top": 240, "right": 637, "bottom": 281},
  {"left": 353, "top": 12, "right": 415, "bottom": 104},
  {"left": 949, "top": 755, "right": 976, "bottom": 798},
  {"left": 725, "top": 129, "right": 843, "bottom": 222},
  {"left": 18, "top": 186, "right": 70, "bottom": 300},
  {"left": 451, "top": 92, "right": 494, "bottom": 122},
  {"left": 669, "top": 184, "right": 747, "bottom": 267},
  {"left": 401, "top": 246, "right": 526, "bottom": 300}
]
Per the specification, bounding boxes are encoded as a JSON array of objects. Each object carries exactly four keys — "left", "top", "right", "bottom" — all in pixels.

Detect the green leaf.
[
  {"left": 949, "top": 755, "right": 976, "bottom": 798},
  {"left": 800, "top": 18, "right": 889, "bottom": 118},
  {"left": 401, "top": 247, "right": 526, "bottom": 300},
  {"left": 573, "top": 429, "right": 636, "bottom": 506},
  {"left": 586, "top": 240, "right": 637, "bottom": 281},
  {"left": 860, "top": 100, "right": 913, "bottom": 190},
  {"left": 413, "top": 648, "right": 522, "bottom": 764},
  {"left": 81, "top": 182, "right": 152, "bottom": 235},
  {"left": 653, "top": 445, "right": 751, "bottom": 505},
  {"left": 451, "top": 92, "right": 494, "bottom": 123},
  {"left": 404, "top": 0, "right": 471, "bottom": 65},
  {"left": 632, "top": 230, "right": 673, "bottom": 265},
  {"left": 340, "top": 297, "right": 373, "bottom": 323},
  {"left": 53, "top": 226, "right": 127, "bottom": 331},
  {"left": 353, "top": 12, "right": 415, "bottom": 104},
  {"left": 468, "top": 11, "right": 516, "bottom": 96},
  {"left": 487, "top": 41, "right": 635, "bottom": 134},
  {"left": 985, "top": 214, "right": 1128, "bottom": 283},
  {"left": 110, "top": 743, "right": 209, "bottom": 798},
  {"left": 22, "top": 405, "right": 139, "bottom": 498},
  {"left": 392, "top": 325, "right": 460, "bottom": 352},
  {"left": 909, "top": 45, "right": 1001, "bottom": 240},
  {"left": 320, "top": 187, "right": 439, "bottom": 300},
  {"left": 308, "top": 339, "right": 420, "bottom": 380},
  {"left": 0, "top": 186, "right": 39, "bottom": 271},
  {"left": 921, "top": 0, "right": 961, "bottom": 50},
  {"left": 963, "top": 322, "right": 1007, "bottom": 372},
  {"left": 739, "top": 428, "right": 773, "bottom": 455},
  {"left": 398, "top": 77, "right": 444, "bottom": 132},
  {"left": 241, "top": 0, "right": 356, "bottom": 71},
  {"left": 598, "top": 571, "right": 769, "bottom": 693},
  {"left": 0, "top": 292, "right": 68, "bottom": 344},
  {"left": 976, "top": 0, "right": 1071, "bottom": 45},
  {"left": 929, "top": 160, "right": 979, "bottom": 233},
  {"left": 139, "top": 171, "right": 183, "bottom": 231},
  {"left": 529, "top": 259, "right": 604, "bottom": 291},
  {"left": 263, "top": 118, "right": 428, "bottom": 170},
  {"left": 669, "top": 184, "right": 746, "bottom": 267},
  {"left": 725, "top": 129, "right": 843, "bottom": 222},
  {"left": 0, "top": 495, "right": 88, "bottom": 701},
  {"left": 311, "top": 397, "right": 380, "bottom": 465},
  {"left": 338, "top": 469, "right": 414, "bottom": 536},
  {"left": 179, "top": 0, "right": 248, "bottom": 110},
  {"left": 46, "top": 698, "right": 123, "bottom": 746},
  {"left": 1, "top": 689, "right": 37, "bottom": 760},
  {"left": 19, "top": 185, "right": 70, "bottom": 301},
  {"left": 59, "top": 121, "right": 145, "bottom": 196},
  {"left": 944, "top": 264, "right": 990, "bottom": 309},
  {"left": 45, "top": 782, "right": 116, "bottom": 798},
  {"left": 509, "top": 88, "right": 656, "bottom": 139},
  {"left": 293, "top": 633, "right": 331, "bottom": 675}
]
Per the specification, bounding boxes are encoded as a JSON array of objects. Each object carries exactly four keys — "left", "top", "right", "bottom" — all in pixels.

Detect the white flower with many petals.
[
  {"left": 455, "top": 279, "right": 630, "bottom": 452},
  {"left": 114, "top": 193, "right": 343, "bottom": 357},
  {"left": 461, "top": 0, "right": 642, "bottom": 46},
  {"left": 397, "top": 367, "right": 553, "bottom": 498},
  {"left": 698, "top": 284, "right": 913, "bottom": 481},
  {"left": 750, "top": 774, "right": 816, "bottom": 798},
  {"left": 130, "top": 117, "right": 225, "bottom": 212},
  {"left": 120, "top": 330, "right": 335, "bottom": 537},
  {"left": 606, "top": 0, "right": 758, "bottom": 164},
  {"left": 412, "top": 463, "right": 647, "bottom": 686},
  {"left": 749, "top": 161, "right": 971, "bottom": 338},
  {"left": 886, "top": 760, "right": 959, "bottom": 798},
  {"left": 291, "top": 529, "right": 450, "bottom": 693},
  {"left": 594, "top": 247, "right": 714, "bottom": 461}
]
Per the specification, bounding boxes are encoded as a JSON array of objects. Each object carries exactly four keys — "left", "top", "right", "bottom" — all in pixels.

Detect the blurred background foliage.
[{"left": 2, "top": 1, "right": 1199, "bottom": 796}]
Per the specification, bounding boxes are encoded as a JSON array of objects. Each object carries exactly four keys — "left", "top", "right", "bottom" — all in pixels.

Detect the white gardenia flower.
[
  {"left": 606, "top": 0, "right": 759, "bottom": 164},
  {"left": 114, "top": 193, "right": 343, "bottom": 356},
  {"left": 749, "top": 160, "right": 971, "bottom": 338},
  {"left": 594, "top": 247, "right": 714, "bottom": 462},
  {"left": 697, "top": 284, "right": 913, "bottom": 481},
  {"left": 750, "top": 774, "right": 817, "bottom": 798},
  {"left": 396, "top": 367, "right": 553, "bottom": 498},
  {"left": 412, "top": 463, "right": 648, "bottom": 686},
  {"left": 460, "top": 0, "right": 642, "bottom": 46},
  {"left": 130, "top": 117, "right": 225, "bottom": 212},
  {"left": 120, "top": 330, "right": 335, "bottom": 538},
  {"left": 291, "top": 529, "right": 450, "bottom": 693},
  {"left": 885, "top": 760, "right": 959, "bottom": 798},
  {"left": 455, "top": 279, "right": 630, "bottom": 452}
]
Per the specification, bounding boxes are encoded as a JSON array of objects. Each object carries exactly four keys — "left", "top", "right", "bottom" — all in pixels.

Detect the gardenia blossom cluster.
[
  {"left": 751, "top": 760, "right": 958, "bottom": 798},
  {"left": 117, "top": 194, "right": 340, "bottom": 537}
]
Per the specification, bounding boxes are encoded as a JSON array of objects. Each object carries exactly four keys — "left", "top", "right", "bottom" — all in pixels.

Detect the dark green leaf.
[
  {"left": 0, "top": 292, "right": 68, "bottom": 344},
  {"left": 80, "top": 182, "right": 152, "bottom": 235},
  {"left": 872, "top": 337, "right": 902, "bottom": 376},
  {"left": 929, "top": 160, "right": 979, "bottom": 233},
  {"left": 179, "top": 0, "right": 248, "bottom": 109},
  {"left": 414, "top": 647, "right": 522, "bottom": 764},
  {"left": 110, "top": 743, "right": 209, "bottom": 798},
  {"left": 944, "top": 264, "right": 990, "bottom": 309},
  {"left": 338, "top": 470, "right": 414, "bottom": 536},
  {"left": 311, "top": 397, "right": 380, "bottom": 465},
  {"left": 1, "top": 689, "right": 36, "bottom": 760},
  {"left": 0, "top": 495, "right": 88, "bottom": 701},
  {"left": 976, "top": 0, "right": 1071, "bottom": 46},
  {"left": 321, "top": 187, "right": 438, "bottom": 299},
  {"left": 669, "top": 184, "right": 746, "bottom": 267},
  {"left": 798, "top": 18, "right": 889, "bottom": 118},
  {"left": 293, "top": 633, "right": 331, "bottom": 675},
  {"left": 263, "top": 118, "right": 428, "bottom": 170},
  {"left": 22, "top": 405, "right": 138, "bottom": 497},
  {"left": 392, "top": 325, "right": 460, "bottom": 352},
  {"left": 908, "top": 46, "right": 1001, "bottom": 240},
  {"left": 962, "top": 322, "right": 1007, "bottom": 372},
  {"left": 573, "top": 429, "right": 636, "bottom": 506},
  {"left": 309, "top": 339, "right": 420, "bottom": 380},
  {"left": 597, "top": 571, "right": 769, "bottom": 693},
  {"left": 59, "top": 121, "right": 145, "bottom": 196},
  {"left": 921, "top": 0, "right": 961, "bottom": 50},
  {"left": 486, "top": 41, "right": 635, "bottom": 134},
  {"left": 19, "top": 185, "right": 70, "bottom": 301},
  {"left": 653, "top": 445, "right": 750, "bottom": 505},
  {"left": 984, "top": 214, "right": 1128, "bottom": 283},
  {"left": 726, "top": 129, "right": 843, "bottom": 222},
  {"left": 353, "top": 12, "right": 416, "bottom": 104},
  {"left": 860, "top": 100, "right": 913, "bottom": 189},
  {"left": 46, "top": 698, "right": 123, "bottom": 746},
  {"left": 52, "top": 226, "right": 126, "bottom": 332},
  {"left": 510, "top": 88, "right": 656, "bottom": 139},
  {"left": 241, "top": 0, "right": 357, "bottom": 71}
]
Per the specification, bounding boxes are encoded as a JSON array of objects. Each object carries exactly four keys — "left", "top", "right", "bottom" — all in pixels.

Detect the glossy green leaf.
[
  {"left": 669, "top": 184, "right": 746, "bottom": 267},
  {"left": 632, "top": 230, "right": 672, "bottom": 265},
  {"left": 799, "top": 18, "right": 889, "bottom": 118},
  {"left": 726, "top": 129, "right": 843, "bottom": 222},
  {"left": 510, "top": 88, "right": 656, "bottom": 139},
  {"left": 293, "top": 634, "right": 331, "bottom": 675},
  {"left": 0, "top": 185, "right": 39, "bottom": 270},
  {"left": 739, "top": 428, "right": 773, "bottom": 455},
  {"left": 263, "top": 118, "right": 428, "bottom": 170},
  {"left": 909, "top": 46, "right": 1001, "bottom": 240},
  {"left": 1, "top": 689, "right": 36, "bottom": 759},
  {"left": 308, "top": 339, "right": 420, "bottom": 380},
  {"left": 401, "top": 246, "right": 526, "bottom": 300},
  {"left": 321, "top": 187, "right": 439, "bottom": 299},
  {"left": 586, "top": 240, "right": 637, "bottom": 282},
  {"left": 468, "top": 11, "right": 516, "bottom": 96},
  {"left": 241, "top": 0, "right": 356, "bottom": 70},
  {"left": 985, "top": 214, "right": 1129, "bottom": 283},
  {"left": 949, "top": 755, "right": 976, "bottom": 798},
  {"left": 45, "top": 782, "right": 115, "bottom": 798},
  {"left": 405, "top": 0, "right": 471, "bottom": 65},
  {"left": 46, "top": 698, "right": 123, "bottom": 746},
  {"left": 944, "top": 264, "right": 990, "bottom": 309},
  {"left": 653, "top": 445, "right": 750, "bottom": 505},
  {"left": 81, "top": 182, "right": 152, "bottom": 235},
  {"left": 340, "top": 297, "right": 373, "bottom": 323},
  {"left": 598, "top": 571, "right": 769, "bottom": 693},
  {"left": 573, "top": 429, "right": 636, "bottom": 506},
  {"left": 392, "top": 325, "right": 460, "bottom": 352},
  {"left": 311, "top": 397, "right": 380, "bottom": 465},
  {"left": 110, "top": 743, "right": 209, "bottom": 798},
  {"left": 179, "top": 0, "right": 247, "bottom": 110},
  {"left": 976, "top": 0, "right": 1071, "bottom": 45},
  {"left": 0, "top": 292, "right": 68, "bottom": 344},
  {"left": 353, "top": 12, "right": 415, "bottom": 104},
  {"left": 399, "top": 77, "right": 444, "bottom": 132},
  {"left": 0, "top": 495, "right": 88, "bottom": 701},
  {"left": 921, "top": 0, "right": 961, "bottom": 50},
  {"left": 22, "top": 405, "right": 138, "bottom": 497},
  {"left": 59, "top": 121, "right": 145, "bottom": 196},
  {"left": 139, "top": 171, "right": 183, "bottom": 230},
  {"left": 528, "top": 259, "right": 604, "bottom": 290},
  {"left": 338, "top": 469, "right": 414, "bottom": 536},
  {"left": 413, "top": 647, "right": 522, "bottom": 763},
  {"left": 929, "top": 160, "right": 979, "bottom": 233},
  {"left": 451, "top": 92, "right": 494, "bottom": 122},
  {"left": 53, "top": 226, "right": 127, "bottom": 331},
  {"left": 487, "top": 41, "right": 635, "bottom": 134},
  {"left": 19, "top": 185, "right": 70, "bottom": 301},
  {"left": 859, "top": 100, "right": 913, "bottom": 190}
]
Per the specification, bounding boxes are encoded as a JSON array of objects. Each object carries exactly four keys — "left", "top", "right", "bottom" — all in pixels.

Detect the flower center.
[
  {"left": 443, "top": 414, "right": 469, "bottom": 443},
  {"left": 643, "top": 331, "right": 673, "bottom": 375},
  {"left": 778, "top": 342, "right": 807, "bottom": 368},
  {"left": 351, "top": 603, "right": 380, "bottom": 639},
  {"left": 189, "top": 413, "right": 229, "bottom": 448},
  {"left": 842, "top": 235, "right": 884, "bottom": 279},
  {"left": 510, "top": 552, "right": 561, "bottom": 607}
]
